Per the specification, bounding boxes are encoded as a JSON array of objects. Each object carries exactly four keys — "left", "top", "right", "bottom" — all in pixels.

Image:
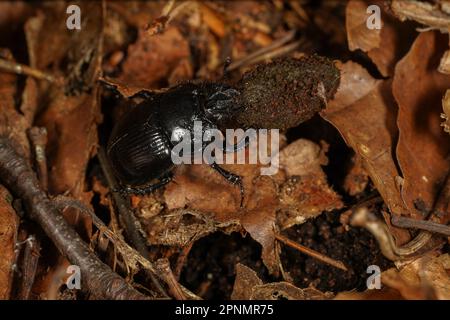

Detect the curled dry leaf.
[
  {"left": 0, "top": 186, "right": 18, "bottom": 299},
  {"left": 390, "top": 0, "right": 450, "bottom": 75},
  {"left": 143, "top": 208, "right": 240, "bottom": 247},
  {"left": 99, "top": 76, "right": 167, "bottom": 99},
  {"left": 231, "top": 263, "right": 263, "bottom": 300},
  {"left": 161, "top": 131, "right": 283, "bottom": 275},
  {"left": 278, "top": 139, "right": 342, "bottom": 229},
  {"left": 442, "top": 89, "right": 450, "bottom": 134},
  {"left": 321, "top": 61, "right": 412, "bottom": 245},
  {"left": 343, "top": 154, "right": 369, "bottom": 196},
  {"left": 0, "top": 52, "right": 32, "bottom": 152},
  {"left": 250, "top": 282, "right": 333, "bottom": 300},
  {"left": 440, "top": 46, "right": 450, "bottom": 74},
  {"left": 240, "top": 175, "right": 280, "bottom": 275},
  {"left": 335, "top": 253, "right": 450, "bottom": 300},
  {"left": 394, "top": 31, "right": 450, "bottom": 219},
  {"left": 26, "top": 2, "right": 104, "bottom": 198},
  {"left": 382, "top": 253, "right": 450, "bottom": 299},
  {"left": 0, "top": 2, "right": 34, "bottom": 48},
  {"left": 321, "top": 62, "right": 406, "bottom": 217},
  {"left": 162, "top": 140, "right": 282, "bottom": 274},
  {"left": 346, "top": 0, "right": 381, "bottom": 53},
  {"left": 391, "top": 0, "right": 450, "bottom": 33},
  {"left": 139, "top": 134, "right": 341, "bottom": 275},
  {"left": 231, "top": 263, "right": 333, "bottom": 300},
  {"left": 118, "top": 27, "right": 192, "bottom": 89},
  {"left": 346, "top": 0, "right": 416, "bottom": 77},
  {"left": 20, "top": 1, "right": 104, "bottom": 297}
]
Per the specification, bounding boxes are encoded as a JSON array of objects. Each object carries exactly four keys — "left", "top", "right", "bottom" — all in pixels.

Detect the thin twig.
[
  {"left": 275, "top": 233, "right": 348, "bottom": 271},
  {"left": 155, "top": 258, "right": 187, "bottom": 300},
  {"left": 204, "top": 2, "right": 271, "bottom": 34},
  {"left": 27, "top": 127, "right": 48, "bottom": 191},
  {"left": 52, "top": 196, "right": 200, "bottom": 300},
  {"left": 0, "top": 136, "right": 147, "bottom": 299},
  {"left": 97, "top": 147, "right": 168, "bottom": 297},
  {"left": 391, "top": 215, "right": 450, "bottom": 236},
  {"left": 14, "top": 128, "right": 49, "bottom": 299},
  {"left": 98, "top": 148, "right": 149, "bottom": 258},
  {"left": 351, "top": 208, "right": 433, "bottom": 261},
  {"left": 389, "top": 171, "right": 450, "bottom": 239},
  {"left": 146, "top": 0, "right": 196, "bottom": 36},
  {"left": 0, "top": 58, "right": 61, "bottom": 84},
  {"left": 16, "top": 235, "right": 40, "bottom": 300},
  {"left": 228, "top": 30, "right": 299, "bottom": 71},
  {"left": 174, "top": 242, "right": 193, "bottom": 281}
]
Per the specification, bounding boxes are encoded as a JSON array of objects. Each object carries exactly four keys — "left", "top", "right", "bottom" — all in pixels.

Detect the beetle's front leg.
[
  {"left": 210, "top": 162, "right": 244, "bottom": 208},
  {"left": 221, "top": 133, "right": 252, "bottom": 153}
]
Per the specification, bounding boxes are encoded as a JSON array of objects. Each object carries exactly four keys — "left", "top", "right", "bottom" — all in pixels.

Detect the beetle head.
[{"left": 203, "top": 83, "right": 243, "bottom": 126}]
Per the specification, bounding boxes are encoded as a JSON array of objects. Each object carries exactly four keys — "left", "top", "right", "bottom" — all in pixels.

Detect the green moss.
[{"left": 235, "top": 55, "right": 340, "bottom": 129}]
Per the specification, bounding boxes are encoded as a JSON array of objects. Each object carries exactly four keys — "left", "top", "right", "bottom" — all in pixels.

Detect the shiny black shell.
[
  {"left": 107, "top": 99, "right": 173, "bottom": 186},
  {"left": 107, "top": 82, "right": 238, "bottom": 187}
]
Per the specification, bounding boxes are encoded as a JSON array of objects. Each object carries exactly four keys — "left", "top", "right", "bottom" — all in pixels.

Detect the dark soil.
[
  {"left": 280, "top": 211, "right": 393, "bottom": 292},
  {"left": 180, "top": 232, "right": 270, "bottom": 300},
  {"left": 180, "top": 211, "right": 393, "bottom": 299}
]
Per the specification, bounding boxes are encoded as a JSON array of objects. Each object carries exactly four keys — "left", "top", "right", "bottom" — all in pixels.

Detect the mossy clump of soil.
[{"left": 235, "top": 55, "right": 340, "bottom": 129}]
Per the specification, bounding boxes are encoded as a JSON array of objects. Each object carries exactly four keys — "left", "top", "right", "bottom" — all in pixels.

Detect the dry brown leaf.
[
  {"left": 346, "top": 0, "right": 381, "bottom": 52},
  {"left": 251, "top": 282, "right": 333, "bottom": 300},
  {"left": 118, "top": 27, "right": 192, "bottom": 89},
  {"left": 346, "top": 0, "right": 417, "bottom": 77},
  {"left": 231, "top": 263, "right": 332, "bottom": 300},
  {"left": 20, "top": 1, "right": 104, "bottom": 297},
  {"left": 390, "top": 0, "right": 450, "bottom": 75},
  {"left": 394, "top": 31, "right": 450, "bottom": 218},
  {"left": 0, "top": 186, "right": 18, "bottom": 299},
  {"left": 442, "top": 89, "right": 450, "bottom": 133},
  {"left": 277, "top": 139, "right": 342, "bottom": 229},
  {"left": 26, "top": 1, "right": 104, "bottom": 197},
  {"left": 381, "top": 253, "right": 450, "bottom": 299},
  {"left": 164, "top": 165, "right": 243, "bottom": 215},
  {"left": 343, "top": 154, "right": 369, "bottom": 196},
  {"left": 144, "top": 209, "right": 240, "bottom": 247},
  {"left": 162, "top": 161, "right": 281, "bottom": 274},
  {"left": 0, "top": 52, "right": 31, "bottom": 151},
  {"left": 336, "top": 253, "right": 450, "bottom": 300},
  {"left": 391, "top": 0, "right": 450, "bottom": 32},
  {"left": 240, "top": 176, "right": 279, "bottom": 275},
  {"left": 107, "top": 1, "right": 165, "bottom": 30},
  {"left": 321, "top": 62, "right": 405, "bottom": 215},
  {"left": 231, "top": 263, "right": 263, "bottom": 300},
  {"left": 143, "top": 135, "right": 342, "bottom": 275},
  {"left": 0, "top": 52, "right": 35, "bottom": 302},
  {"left": 0, "top": 2, "right": 34, "bottom": 47},
  {"left": 334, "top": 287, "right": 405, "bottom": 300},
  {"left": 321, "top": 61, "right": 411, "bottom": 244},
  {"left": 99, "top": 76, "right": 167, "bottom": 98},
  {"left": 439, "top": 35, "right": 450, "bottom": 74}
]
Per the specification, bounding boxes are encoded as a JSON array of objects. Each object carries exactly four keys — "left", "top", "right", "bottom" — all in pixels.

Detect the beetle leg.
[
  {"left": 118, "top": 174, "right": 173, "bottom": 196},
  {"left": 210, "top": 163, "right": 244, "bottom": 208},
  {"left": 222, "top": 135, "right": 251, "bottom": 153}
]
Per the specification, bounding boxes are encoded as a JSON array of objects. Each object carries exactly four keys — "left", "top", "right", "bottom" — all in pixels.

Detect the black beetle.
[
  {"left": 107, "top": 81, "right": 246, "bottom": 203},
  {"left": 106, "top": 55, "right": 340, "bottom": 207}
]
